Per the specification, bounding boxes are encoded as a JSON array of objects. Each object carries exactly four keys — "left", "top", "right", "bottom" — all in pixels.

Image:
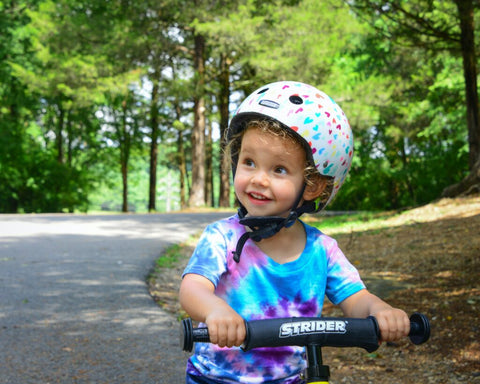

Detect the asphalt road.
[{"left": 0, "top": 212, "right": 232, "bottom": 384}]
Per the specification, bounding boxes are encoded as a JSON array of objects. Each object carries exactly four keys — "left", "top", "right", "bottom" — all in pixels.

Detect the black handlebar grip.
[
  {"left": 408, "top": 312, "right": 430, "bottom": 345},
  {"left": 181, "top": 318, "right": 210, "bottom": 352}
]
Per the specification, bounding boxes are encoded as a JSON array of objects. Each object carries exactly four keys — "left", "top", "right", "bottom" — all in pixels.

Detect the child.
[{"left": 179, "top": 81, "right": 410, "bottom": 384}]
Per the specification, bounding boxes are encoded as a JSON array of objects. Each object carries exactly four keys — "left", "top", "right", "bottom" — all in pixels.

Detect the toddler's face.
[{"left": 234, "top": 127, "right": 307, "bottom": 218}]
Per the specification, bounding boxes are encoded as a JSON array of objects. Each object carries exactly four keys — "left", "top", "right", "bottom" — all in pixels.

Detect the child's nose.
[{"left": 251, "top": 170, "right": 269, "bottom": 186}]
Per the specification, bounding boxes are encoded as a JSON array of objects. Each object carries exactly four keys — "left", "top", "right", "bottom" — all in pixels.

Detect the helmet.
[{"left": 228, "top": 81, "right": 353, "bottom": 211}]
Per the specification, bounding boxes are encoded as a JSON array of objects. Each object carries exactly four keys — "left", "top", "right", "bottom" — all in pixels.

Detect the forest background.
[{"left": 1, "top": 0, "right": 480, "bottom": 214}]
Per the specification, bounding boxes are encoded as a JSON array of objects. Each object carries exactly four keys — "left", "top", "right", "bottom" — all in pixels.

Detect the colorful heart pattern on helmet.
[{"left": 229, "top": 81, "right": 353, "bottom": 209}]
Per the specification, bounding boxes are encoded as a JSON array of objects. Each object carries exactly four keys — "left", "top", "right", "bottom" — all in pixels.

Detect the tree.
[
  {"left": 164, "top": 56, "right": 192, "bottom": 210},
  {"left": 188, "top": 31, "right": 207, "bottom": 207},
  {"left": 0, "top": 0, "right": 39, "bottom": 212},
  {"left": 99, "top": 85, "right": 145, "bottom": 212},
  {"left": 443, "top": 0, "right": 480, "bottom": 196},
  {"left": 347, "top": 0, "right": 480, "bottom": 196},
  {"left": 5, "top": 0, "right": 111, "bottom": 212},
  {"left": 116, "top": 1, "right": 179, "bottom": 212},
  {"left": 218, "top": 52, "right": 233, "bottom": 207}
]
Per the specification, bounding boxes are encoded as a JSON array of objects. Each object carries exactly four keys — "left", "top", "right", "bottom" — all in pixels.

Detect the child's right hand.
[
  {"left": 180, "top": 273, "right": 246, "bottom": 348},
  {"left": 205, "top": 307, "right": 246, "bottom": 348}
]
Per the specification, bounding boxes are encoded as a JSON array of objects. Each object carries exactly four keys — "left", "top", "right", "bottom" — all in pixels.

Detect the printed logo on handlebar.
[{"left": 279, "top": 320, "right": 347, "bottom": 338}]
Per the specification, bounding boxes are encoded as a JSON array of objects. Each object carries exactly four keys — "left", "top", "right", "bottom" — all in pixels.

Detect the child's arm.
[
  {"left": 179, "top": 273, "right": 246, "bottom": 348},
  {"left": 339, "top": 289, "right": 410, "bottom": 342}
]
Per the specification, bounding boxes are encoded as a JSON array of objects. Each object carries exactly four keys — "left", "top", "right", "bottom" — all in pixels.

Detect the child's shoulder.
[
  {"left": 201, "top": 213, "right": 244, "bottom": 238},
  {"left": 207, "top": 213, "right": 241, "bottom": 229},
  {"left": 302, "top": 220, "right": 339, "bottom": 246},
  {"left": 302, "top": 220, "right": 325, "bottom": 237}
]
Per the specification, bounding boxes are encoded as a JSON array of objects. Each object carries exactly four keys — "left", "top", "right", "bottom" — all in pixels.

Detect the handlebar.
[{"left": 181, "top": 313, "right": 430, "bottom": 353}]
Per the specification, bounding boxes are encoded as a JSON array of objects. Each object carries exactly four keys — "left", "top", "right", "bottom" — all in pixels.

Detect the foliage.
[
  {"left": 329, "top": 2, "right": 471, "bottom": 210},
  {"left": 0, "top": 0, "right": 477, "bottom": 212}
]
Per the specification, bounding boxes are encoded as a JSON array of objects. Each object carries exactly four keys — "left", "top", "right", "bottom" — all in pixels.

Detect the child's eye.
[
  {"left": 274, "top": 166, "right": 287, "bottom": 175},
  {"left": 244, "top": 158, "right": 255, "bottom": 167}
]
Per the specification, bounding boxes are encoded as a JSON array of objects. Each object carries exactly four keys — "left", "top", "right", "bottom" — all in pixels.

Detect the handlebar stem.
[{"left": 305, "top": 344, "right": 330, "bottom": 383}]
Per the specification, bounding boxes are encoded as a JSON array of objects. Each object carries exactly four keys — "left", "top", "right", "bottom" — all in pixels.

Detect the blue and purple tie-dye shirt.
[{"left": 183, "top": 214, "right": 365, "bottom": 383}]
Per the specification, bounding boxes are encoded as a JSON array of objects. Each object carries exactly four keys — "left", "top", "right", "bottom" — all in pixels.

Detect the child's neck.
[{"left": 254, "top": 220, "right": 306, "bottom": 264}]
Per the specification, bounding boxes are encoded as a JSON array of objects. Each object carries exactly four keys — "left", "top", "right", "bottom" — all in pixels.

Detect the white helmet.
[{"left": 229, "top": 80, "right": 353, "bottom": 211}]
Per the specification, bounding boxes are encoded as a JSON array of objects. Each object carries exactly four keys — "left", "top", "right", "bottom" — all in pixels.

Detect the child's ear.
[{"left": 303, "top": 176, "right": 328, "bottom": 201}]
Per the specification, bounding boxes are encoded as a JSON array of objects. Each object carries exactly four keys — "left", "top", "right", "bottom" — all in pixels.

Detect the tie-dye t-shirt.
[{"left": 183, "top": 214, "right": 365, "bottom": 383}]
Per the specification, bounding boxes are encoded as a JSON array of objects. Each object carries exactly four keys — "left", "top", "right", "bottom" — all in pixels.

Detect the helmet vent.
[
  {"left": 257, "top": 87, "right": 269, "bottom": 94},
  {"left": 289, "top": 95, "right": 303, "bottom": 105},
  {"left": 259, "top": 99, "right": 280, "bottom": 109}
]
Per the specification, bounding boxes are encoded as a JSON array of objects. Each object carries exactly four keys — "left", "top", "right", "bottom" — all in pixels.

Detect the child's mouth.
[{"left": 248, "top": 192, "right": 271, "bottom": 203}]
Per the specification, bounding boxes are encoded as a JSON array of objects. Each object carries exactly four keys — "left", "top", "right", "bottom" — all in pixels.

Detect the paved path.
[{"left": 0, "top": 212, "right": 232, "bottom": 384}]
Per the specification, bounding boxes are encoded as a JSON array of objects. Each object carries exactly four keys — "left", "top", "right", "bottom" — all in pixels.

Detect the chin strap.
[
  {"left": 232, "top": 188, "right": 317, "bottom": 263},
  {"left": 232, "top": 209, "right": 297, "bottom": 263}
]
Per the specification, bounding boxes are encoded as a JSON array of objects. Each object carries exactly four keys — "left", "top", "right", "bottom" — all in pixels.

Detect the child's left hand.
[
  {"left": 339, "top": 289, "right": 410, "bottom": 343},
  {"left": 371, "top": 307, "right": 410, "bottom": 342}
]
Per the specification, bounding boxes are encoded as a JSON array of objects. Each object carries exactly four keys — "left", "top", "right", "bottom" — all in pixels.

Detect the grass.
[
  {"left": 152, "top": 234, "right": 200, "bottom": 269},
  {"left": 304, "top": 211, "right": 399, "bottom": 235},
  {"left": 154, "top": 243, "right": 184, "bottom": 268}
]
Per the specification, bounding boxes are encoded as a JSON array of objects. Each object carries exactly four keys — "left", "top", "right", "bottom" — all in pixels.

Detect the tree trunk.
[
  {"left": 173, "top": 100, "right": 187, "bottom": 210},
  {"left": 148, "top": 76, "right": 160, "bottom": 212},
  {"left": 66, "top": 111, "right": 73, "bottom": 167},
  {"left": 56, "top": 105, "right": 64, "bottom": 164},
  {"left": 443, "top": 0, "right": 480, "bottom": 197},
  {"left": 178, "top": 128, "right": 187, "bottom": 210},
  {"left": 120, "top": 99, "right": 129, "bottom": 213},
  {"left": 218, "top": 52, "right": 231, "bottom": 207},
  {"left": 121, "top": 159, "right": 128, "bottom": 212},
  {"left": 401, "top": 137, "right": 416, "bottom": 204},
  {"left": 455, "top": 0, "right": 479, "bottom": 170},
  {"left": 205, "top": 120, "right": 214, "bottom": 206},
  {"left": 188, "top": 32, "right": 206, "bottom": 207},
  {"left": 442, "top": 155, "right": 480, "bottom": 197}
]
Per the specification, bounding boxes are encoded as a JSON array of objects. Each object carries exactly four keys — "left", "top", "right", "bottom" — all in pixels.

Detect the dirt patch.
[{"left": 148, "top": 195, "right": 480, "bottom": 383}]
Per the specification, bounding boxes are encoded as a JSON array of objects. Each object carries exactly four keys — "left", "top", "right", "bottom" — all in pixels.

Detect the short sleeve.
[
  {"left": 182, "top": 222, "right": 229, "bottom": 287},
  {"left": 323, "top": 236, "right": 365, "bottom": 305}
]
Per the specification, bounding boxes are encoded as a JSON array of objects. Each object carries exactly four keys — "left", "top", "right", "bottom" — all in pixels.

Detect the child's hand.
[
  {"left": 339, "top": 290, "right": 410, "bottom": 342},
  {"left": 372, "top": 307, "right": 410, "bottom": 342},
  {"left": 205, "top": 307, "right": 246, "bottom": 348},
  {"left": 180, "top": 274, "right": 246, "bottom": 348}
]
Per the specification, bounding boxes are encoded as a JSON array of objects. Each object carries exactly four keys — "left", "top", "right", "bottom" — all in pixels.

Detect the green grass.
[
  {"left": 153, "top": 233, "right": 200, "bottom": 269},
  {"left": 305, "top": 211, "right": 399, "bottom": 235},
  {"left": 154, "top": 243, "right": 184, "bottom": 268}
]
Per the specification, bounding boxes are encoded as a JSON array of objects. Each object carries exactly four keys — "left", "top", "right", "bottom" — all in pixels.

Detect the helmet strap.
[{"left": 233, "top": 184, "right": 313, "bottom": 263}]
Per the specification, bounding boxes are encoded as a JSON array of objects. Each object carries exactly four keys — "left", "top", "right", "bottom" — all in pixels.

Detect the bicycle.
[{"left": 181, "top": 313, "right": 430, "bottom": 384}]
